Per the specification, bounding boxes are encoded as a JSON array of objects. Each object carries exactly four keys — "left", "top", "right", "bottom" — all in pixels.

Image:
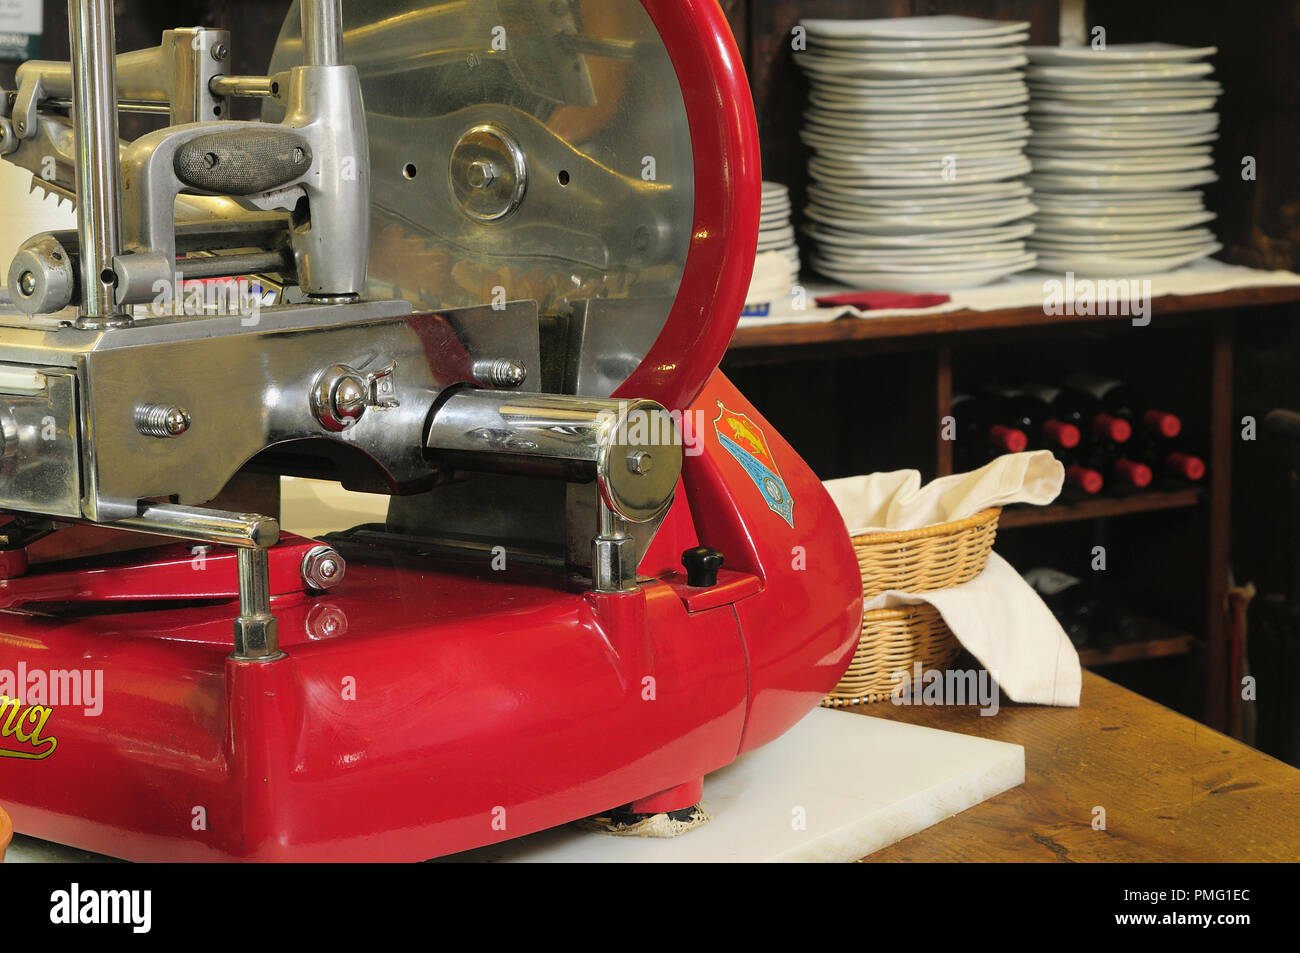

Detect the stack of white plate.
[
  {"left": 795, "top": 15, "right": 1038, "bottom": 292},
  {"left": 1026, "top": 43, "right": 1222, "bottom": 276},
  {"left": 747, "top": 182, "right": 802, "bottom": 306}
]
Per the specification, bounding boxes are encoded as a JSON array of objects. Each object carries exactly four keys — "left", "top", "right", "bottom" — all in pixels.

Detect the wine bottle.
[
  {"left": 980, "top": 382, "right": 1081, "bottom": 450},
  {"left": 951, "top": 392, "right": 1028, "bottom": 469},
  {"left": 1074, "top": 431, "right": 1153, "bottom": 491},
  {"left": 1054, "top": 445, "right": 1105, "bottom": 495},
  {"left": 1128, "top": 432, "right": 1208, "bottom": 483},
  {"left": 1024, "top": 378, "right": 1131, "bottom": 445},
  {"left": 1061, "top": 371, "right": 1182, "bottom": 441}
]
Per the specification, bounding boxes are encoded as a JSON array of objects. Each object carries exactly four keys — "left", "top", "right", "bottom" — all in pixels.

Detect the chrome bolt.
[
  {"left": 627, "top": 450, "right": 654, "bottom": 475},
  {"left": 471, "top": 358, "right": 527, "bottom": 389},
  {"left": 211, "top": 42, "right": 229, "bottom": 61},
  {"left": 467, "top": 160, "right": 497, "bottom": 189},
  {"left": 17, "top": 271, "right": 35, "bottom": 296},
  {"left": 302, "top": 545, "right": 347, "bottom": 592},
  {"left": 134, "top": 403, "right": 191, "bottom": 438},
  {"left": 14, "top": 120, "right": 24, "bottom": 134}
]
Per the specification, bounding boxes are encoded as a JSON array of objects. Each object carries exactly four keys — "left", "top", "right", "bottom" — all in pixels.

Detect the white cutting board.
[
  {"left": 8, "top": 707, "right": 1022, "bottom": 862},
  {"left": 445, "top": 706, "right": 1024, "bottom": 862}
]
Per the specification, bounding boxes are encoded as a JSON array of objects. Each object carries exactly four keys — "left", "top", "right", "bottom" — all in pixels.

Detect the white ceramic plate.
[
  {"left": 805, "top": 201, "right": 1037, "bottom": 233},
  {"left": 806, "top": 221, "right": 1035, "bottom": 248},
  {"left": 811, "top": 73, "right": 1024, "bottom": 91},
  {"left": 1027, "top": 144, "right": 1212, "bottom": 159},
  {"left": 806, "top": 119, "right": 1030, "bottom": 142},
  {"left": 1027, "top": 80, "right": 1222, "bottom": 97},
  {"left": 811, "top": 255, "right": 1038, "bottom": 291},
  {"left": 808, "top": 106, "right": 1028, "bottom": 127},
  {"left": 818, "top": 240, "right": 1026, "bottom": 261},
  {"left": 811, "top": 158, "right": 1032, "bottom": 187},
  {"left": 809, "top": 80, "right": 1026, "bottom": 101},
  {"left": 1029, "top": 237, "right": 1214, "bottom": 258},
  {"left": 802, "top": 139, "right": 1027, "bottom": 165},
  {"left": 1027, "top": 169, "right": 1218, "bottom": 192},
  {"left": 1031, "top": 225, "right": 1215, "bottom": 245},
  {"left": 1031, "top": 211, "right": 1216, "bottom": 233},
  {"left": 815, "top": 247, "right": 1031, "bottom": 270},
  {"left": 1026, "top": 63, "right": 1215, "bottom": 83},
  {"left": 802, "top": 131, "right": 1029, "bottom": 156},
  {"left": 811, "top": 179, "right": 1034, "bottom": 202},
  {"left": 802, "top": 16, "right": 1029, "bottom": 41},
  {"left": 810, "top": 148, "right": 1028, "bottom": 168},
  {"left": 1031, "top": 196, "right": 1206, "bottom": 215},
  {"left": 1033, "top": 243, "right": 1220, "bottom": 277},
  {"left": 1029, "top": 154, "right": 1214, "bottom": 174},
  {"left": 1029, "top": 97, "right": 1218, "bottom": 117},
  {"left": 806, "top": 43, "right": 1028, "bottom": 62},
  {"left": 1030, "top": 132, "right": 1219, "bottom": 150},
  {"left": 1026, "top": 43, "right": 1217, "bottom": 65},
  {"left": 806, "top": 31, "right": 1028, "bottom": 52},
  {"left": 800, "top": 53, "right": 1028, "bottom": 78},
  {"left": 813, "top": 71, "right": 1032, "bottom": 90},
  {"left": 811, "top": 180, "right": 1031, "bottom": 204},
  {"left": 809, "top": 89, "right": 1029, "bottom": 112},
  {"left": 1030, "top": 111, "right": 1218, "bottom": 129}
]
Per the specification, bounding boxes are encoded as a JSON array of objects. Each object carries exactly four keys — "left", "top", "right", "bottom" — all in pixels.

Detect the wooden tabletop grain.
[{"left": 855, "top": 671, "right": 1300, "bottom": 862}]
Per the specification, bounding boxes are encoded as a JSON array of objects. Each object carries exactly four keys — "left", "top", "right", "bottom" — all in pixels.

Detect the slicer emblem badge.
[{"left": 713, "top": 402, "right": 794, "bottom": 527}]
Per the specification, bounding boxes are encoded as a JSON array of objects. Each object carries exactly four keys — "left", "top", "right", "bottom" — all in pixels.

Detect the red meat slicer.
[{"left": 0, "top": 0, "right": 862, "bottom": 860}]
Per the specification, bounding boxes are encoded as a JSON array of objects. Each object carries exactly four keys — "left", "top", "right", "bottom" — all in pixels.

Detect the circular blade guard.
[{"left": 271, "top": 0, "right": 754, "bottom": 405}]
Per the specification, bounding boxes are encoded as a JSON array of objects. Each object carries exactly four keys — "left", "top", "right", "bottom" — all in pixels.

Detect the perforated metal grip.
[{"left": 173, "top": 129, "right": 313, "bottom": 195}]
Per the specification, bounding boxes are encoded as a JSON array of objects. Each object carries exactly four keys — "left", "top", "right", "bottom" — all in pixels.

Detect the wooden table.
[{"left": 856, "top": 671, "right": 1300, "bottom": 862}]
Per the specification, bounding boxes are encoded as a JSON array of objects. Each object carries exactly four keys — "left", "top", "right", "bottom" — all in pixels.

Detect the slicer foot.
[{"left": 575, "top": 804, "right": 710, "bottom": 839}]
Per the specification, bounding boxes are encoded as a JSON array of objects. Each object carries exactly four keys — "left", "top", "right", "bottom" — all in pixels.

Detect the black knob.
[{"left": 682, "top": 546, "right": 724, "bottom": 588}]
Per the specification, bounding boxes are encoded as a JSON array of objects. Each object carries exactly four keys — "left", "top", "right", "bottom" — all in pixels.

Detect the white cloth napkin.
[
  {"left": 865, "top": 554, "right": 1082, "bottom": 707},
  {"left": 746, "top": 250, "right": 797, "bottom": 306},
  {"left": 825, "top": 453, "right": 1081, "bottom": 706},
  {"left": 824, "top": 450, "right": 1065, "bottom": 533}
]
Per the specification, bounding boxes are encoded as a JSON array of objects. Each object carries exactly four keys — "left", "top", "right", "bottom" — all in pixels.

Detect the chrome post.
[
  {"left": 591, "top": 502, "right": 638, "bottom": 594},
  {"left": 233, "top": 547, "right": 281, "bottom": 661},
  {"left": 66, "top": 0, "right": 132, "bottom": 328},
  {"left": 301, "top": 0, "right": 344, "bottom": 66}
]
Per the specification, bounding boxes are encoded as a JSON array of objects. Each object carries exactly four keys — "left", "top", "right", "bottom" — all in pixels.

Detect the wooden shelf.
[
  {"left": 728, "top": 285, "right": 1300, "bottom": 352},
  {"left": 998, "top": 487, "right": 1205, "bottom": 529},
  {"left": 1078, "top": 634, "right": 1195, "bottom": 668}
]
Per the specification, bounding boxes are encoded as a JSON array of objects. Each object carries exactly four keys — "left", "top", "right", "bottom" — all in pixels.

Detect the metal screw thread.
[
  {"left": 472, "top": 359, "right": 527, "bottom": 388},
  {"left": 134, "top": 403, "right": 189, "bottom": 438}
]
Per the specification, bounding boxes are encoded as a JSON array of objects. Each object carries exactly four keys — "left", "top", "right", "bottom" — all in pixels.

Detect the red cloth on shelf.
[{"left": 814, "top": 291, "right": 951, "bottom": 311}]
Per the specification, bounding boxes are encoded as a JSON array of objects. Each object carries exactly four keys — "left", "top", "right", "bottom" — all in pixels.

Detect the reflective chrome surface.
[
  {"left": 267, "top": 0, "right": 695, "bottom": 396},
  {"left": 425, "top": 389, "right": 682, "bottom": 524},
  {"left": 67, "top": 0, "right": 130, "bottom": 325}
]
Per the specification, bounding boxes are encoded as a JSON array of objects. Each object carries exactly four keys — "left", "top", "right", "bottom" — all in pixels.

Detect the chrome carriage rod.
[
  {"left": 66, "top": 0, "right": 131, "bottom": 328},
  {"left": 301, "top": 0, "right": 344, "bottom": 67}
]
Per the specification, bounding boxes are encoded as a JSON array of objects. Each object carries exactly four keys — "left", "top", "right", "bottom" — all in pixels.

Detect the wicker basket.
[{"left": 824, "top": 507, "right": 1001, "bottom": 707}]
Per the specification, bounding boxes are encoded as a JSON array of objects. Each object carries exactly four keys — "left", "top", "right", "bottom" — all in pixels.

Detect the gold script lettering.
[{"left": 0, "top": 694, "right": 58, "bottom": 760}]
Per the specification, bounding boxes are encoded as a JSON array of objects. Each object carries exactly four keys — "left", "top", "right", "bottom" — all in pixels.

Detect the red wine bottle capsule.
[
  {"left": 1113, "top": 458, "right": 1153, "bottom": 489},
  {"left": 1142, "top": 409, "right": 1182, "bottom": 439}
]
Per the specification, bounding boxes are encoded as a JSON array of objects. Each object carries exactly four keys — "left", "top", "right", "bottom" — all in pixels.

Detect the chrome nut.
[{"left": 301, "top": 545, "right": 346, "bottom": 592}]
